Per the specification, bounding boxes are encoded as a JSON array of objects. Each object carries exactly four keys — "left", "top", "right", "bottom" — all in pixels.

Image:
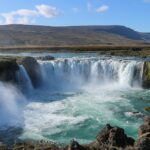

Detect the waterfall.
[
  {"left": 38, "top": 58, "right": 144, "bottom": 89},
  {"left": 16, "top": 65, "right": 33, "bottom": 94},
  {"left": 0, "top": 82, "right": 26, "bottom": 127},
  {"left": 16, "top": 57, "right": 144, "bottom": 93}
]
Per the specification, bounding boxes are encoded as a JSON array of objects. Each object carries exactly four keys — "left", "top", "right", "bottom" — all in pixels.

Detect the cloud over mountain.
[{"left": 0, "top": 4, "right": 61, "bottom": 24}]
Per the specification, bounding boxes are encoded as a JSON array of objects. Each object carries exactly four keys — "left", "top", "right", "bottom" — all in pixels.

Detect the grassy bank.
[{"left": 0, "top": 45, "right": 150, "bottom": 57}]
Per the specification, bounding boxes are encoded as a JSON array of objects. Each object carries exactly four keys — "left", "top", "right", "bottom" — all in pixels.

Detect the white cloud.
[
  {"left": 0, "top": 4, "right": 61, "bottom": 25},
  {"left": 36, "top": 4, "right": 60, "bottom": 18},
  {"left": 96, "top": 5, "right": 109, "bottom": 13},
  {"left": 16, "top": 9, "right": 38, "bottom": 16}
]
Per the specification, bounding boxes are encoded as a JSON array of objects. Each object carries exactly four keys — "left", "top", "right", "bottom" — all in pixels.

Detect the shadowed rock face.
[
  {"left": 0, "top": 58, "right": 19, "bottom": 83},
  {"left": 37, "top": 55, "right": 55, "bottom": 61},
  {"left": 142, "top": 62, "right": 150, "bottom": 88},
  {"left": 134, "top": 116, "right": 150, "bottom": 150},
  {"left": 21, "top": 57, "right": 43, "bottom": 88},
  {"left": 96, "top": 124, "right": 135, "bottom": 149}
]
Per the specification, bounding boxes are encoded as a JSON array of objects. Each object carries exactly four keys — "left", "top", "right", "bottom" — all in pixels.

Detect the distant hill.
[{"left": 0, "top": 24, "right": 149, "bottom": 48}]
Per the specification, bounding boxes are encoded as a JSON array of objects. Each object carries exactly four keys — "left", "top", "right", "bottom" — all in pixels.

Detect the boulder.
[
  {"left": 21, "top": 57, "right": 43, "bottom": 88},
  {"left": 135, "top": 116, "right": 150, "bottom": 150},
  {"left": 68, "top": 140, "right": 85, "bottom": 150},
  {"left": 37, "top": 55, "right": 55, "bottom": 61},
  {"left": 96, "top": 124, "right": 112, "bottom": 143},
  {"left": 139, "top": 116, "right": 150, "bottom": 137},
  {"left": 134, "top": 137, "right": 150, "bottom": 150},
  {"left": 0, "top": 58, "right": 19, "bottom": 83},
  {"left": 144, "top": 116, "right": 150, "bottom": 124},
  {"left": 96, "top": 124, "right": 134, "bottom": 148}
]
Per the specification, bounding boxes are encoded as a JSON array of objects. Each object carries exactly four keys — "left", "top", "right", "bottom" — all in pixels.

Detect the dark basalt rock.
[
  {"left": 135, "top": 137, "right": 150, "bottom": 150},
  {"left": 21, "top": 57, "right": 43, "bottom": 88},
  {"left": 0, "top": 58, "right": 19, "bottom": 83},
  {"left": 96, "top": 124, "right": 135, "bottom": 148},
  {"left": 142, "top": 62, "right": 150, "bottom": 88},
  {"left": 139, "top": 116, "right": 150, "bottom": 136},
  {"left": 96, "top": 124, "right": 113, "bottom": 143},
  {"left": 37, "top": 55, "right": 55, "bottom": 61},
  {"left": 68, "top": 140, "right": 85, "bottom": 150},
  {"left": 135, "top": 116, "right": 150, "bottom": 150}
]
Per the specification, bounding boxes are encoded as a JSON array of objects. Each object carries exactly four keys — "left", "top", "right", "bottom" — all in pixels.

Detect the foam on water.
[
  {"left": 20, "top": 84, "right": 146, "bottom": 144},
  {"left": 0, "top": 55, "right": 149, "bottom": 145},
  {"left": 0, "top": 82, "right": 26, "bottom": 127}
]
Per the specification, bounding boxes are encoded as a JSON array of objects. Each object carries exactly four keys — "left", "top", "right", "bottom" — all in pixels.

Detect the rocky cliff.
[{"left": 0, "top": 57, "right": 19, "bottom": 83}]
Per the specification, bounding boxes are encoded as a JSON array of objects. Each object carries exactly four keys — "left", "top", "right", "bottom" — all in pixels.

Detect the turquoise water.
[
  {"left": 0, "top": 52, "right": 150, "bottom": 145},
  {"left": 20, "top": 85, "right": 150, "bottom": 144}
]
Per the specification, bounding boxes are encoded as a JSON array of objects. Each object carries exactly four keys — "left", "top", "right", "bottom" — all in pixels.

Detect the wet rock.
[
  {"left": 125, "top": 112, "right": 144, "bottom": 119},
  {"left": 68, "top": 140, "right": 84, "bottom": 150},
  {"left": 13, "top": 142, "right": 37, "bottom": 150},
  {"left": 96, "top": 124, "right": 112, "bottom": 144},
  {"left": 0, "top": 143, "right": 6, "bottom": 150},
  {"left": 12, "top": 141, "right": 61, "bottom": 150},
  {"left": 109, "top": 127, "right": 134, "bottom": 147},
  {"left": 0, "top": 58, "right": 19, "bottom": 83},
  {"left": 144, "top": 116, "right": 150, "bottom": 124},
  {"left": 37, "top": 55, "right": 55, "bottom": 61},
  {"left": 142, "top": 62, "right": 150, "bottom": 88},
  {"left": 21, "top": 57, "right": 43, "bottom": 88},
  {"left": 145, "top": 107, "right": 150, "bottom": 112},
  {"left": 96, "top": 124, "right": 134, "bottom": 148},
  {"left": 139, "top": 116, "right": 150, "bottom": 136},
  {"left": 135, "top": 116, "right": 150, "bottom": 150},
  {"left": 134, "top": 137, "right": 150, "bottom": 150}
]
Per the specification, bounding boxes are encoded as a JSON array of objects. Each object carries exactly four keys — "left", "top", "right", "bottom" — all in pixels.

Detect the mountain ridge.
[{"left": 0, "top": 24, "right": 149, "bottom": 48}]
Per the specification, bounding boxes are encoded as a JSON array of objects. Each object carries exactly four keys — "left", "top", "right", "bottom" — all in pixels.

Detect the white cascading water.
[
  {"left": 16, "top": 65, "right": 34, "bottom": 94},
  {"left": 0, "top": 82, "right": 26, "bottom": 127},
  {"left": 34, "top": 58, "right": 144, "bottom": 91}
]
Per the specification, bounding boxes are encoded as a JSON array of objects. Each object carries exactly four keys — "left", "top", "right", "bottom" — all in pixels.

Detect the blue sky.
[{"left": 0, "top": 0, "right": 149, "bottom": 32}]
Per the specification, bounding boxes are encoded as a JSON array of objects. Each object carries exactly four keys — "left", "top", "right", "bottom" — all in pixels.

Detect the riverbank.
[{"left": 0, "top": 45, "right": 150, "bottom": 57}]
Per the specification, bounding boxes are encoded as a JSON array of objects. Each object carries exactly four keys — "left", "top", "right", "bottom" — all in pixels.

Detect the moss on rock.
[
  {"left": 145, "top": 107, "right": 150, "bottom": 112},
  {"left": 142, "top": 62, "right": 150, "bottom": 88}
]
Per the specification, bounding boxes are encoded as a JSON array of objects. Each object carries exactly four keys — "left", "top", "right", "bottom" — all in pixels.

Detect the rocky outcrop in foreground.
[{"left": 1, "top": 116, "right": 150, "bottom": 150}]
